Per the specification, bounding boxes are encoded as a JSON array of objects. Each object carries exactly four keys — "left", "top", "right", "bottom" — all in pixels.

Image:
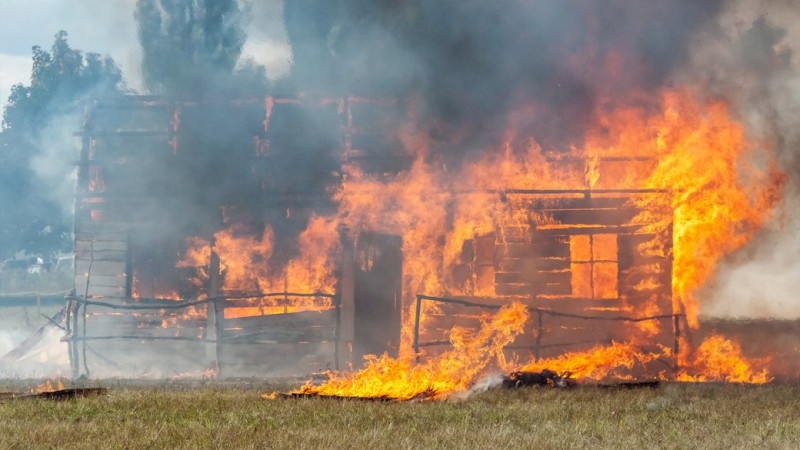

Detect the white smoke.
[{"left": 684, "top": 0, "right": 800, "bottom": 319}]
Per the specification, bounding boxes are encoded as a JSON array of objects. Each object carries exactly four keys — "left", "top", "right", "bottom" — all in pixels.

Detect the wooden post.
[
  {"left": 534, "top": 310, "right": 543, "bottom": 362},
  {"left": 206, "top": 246, "right": 223, "bottom": 375},
  {"left": 65, "top": 296, "right": 77, "bottom": 378},
  {"left": 334, "top": 292, "right": 341, "bottom": 371},
  {"left": 413, "top": 294, "right": 422, "bottom": 363},
  {"left": 337, "top": 229, "right": 355, "bottom": 370},
  {"left": 673, "top": 313, "right": 681, "bottom": 372},
  {"left": 71, "top": 299, "right": 80, "bottom": 378}
]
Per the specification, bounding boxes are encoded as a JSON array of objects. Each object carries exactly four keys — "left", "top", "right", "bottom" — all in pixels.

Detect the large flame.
[
  {"left": 606, "top": 91, "right": 785, "bottom": 324},
  {"left": 178, "top": 85, "right": 781, "bottom": 388},
  {"left": 280, "top": 302, "right": 528, "bottom": 400}
]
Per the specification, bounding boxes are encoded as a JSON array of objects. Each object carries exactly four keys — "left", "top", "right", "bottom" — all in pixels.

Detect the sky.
[{"left": 0, "top": 0, "right": 291, "bottom": 111}]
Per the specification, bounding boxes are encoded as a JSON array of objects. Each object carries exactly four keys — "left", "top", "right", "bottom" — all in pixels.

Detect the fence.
[
  {"left": 64, "top": 291, "right": 340, "bottom": 377},
  {"left": 413, "top": 294, "right": 687, "bottom": 369}
]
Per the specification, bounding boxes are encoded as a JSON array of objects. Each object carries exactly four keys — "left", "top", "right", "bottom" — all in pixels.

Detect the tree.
[
  {"left": 135, "top": 0, "right": 267, "bottom": 96},
  {"left": 0, "top": 31, "right": 123, "bottom": 261}
]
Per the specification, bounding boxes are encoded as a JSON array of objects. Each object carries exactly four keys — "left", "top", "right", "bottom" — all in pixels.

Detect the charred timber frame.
[{"left": 67, "top": 95, "right": 404, "bottom": 377}]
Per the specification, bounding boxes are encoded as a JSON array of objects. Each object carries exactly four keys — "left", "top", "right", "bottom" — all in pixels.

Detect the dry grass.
[{"left": 0, "top": 381, "right": 798, "bottom": 449}]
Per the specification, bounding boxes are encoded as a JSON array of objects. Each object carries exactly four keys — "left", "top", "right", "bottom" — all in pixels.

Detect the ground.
[{"left": 0, "top": 380, "right": 798, "bottom": 449}]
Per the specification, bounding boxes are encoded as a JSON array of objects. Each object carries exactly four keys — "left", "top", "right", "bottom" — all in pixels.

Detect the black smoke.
[{"left": 283, "top": 0, "right": 724, "bottom": 154}]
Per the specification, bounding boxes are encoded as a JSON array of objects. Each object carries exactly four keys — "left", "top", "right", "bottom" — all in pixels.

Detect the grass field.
[{"left": 0, "top": 381, "right": 798, "bottom": 449}]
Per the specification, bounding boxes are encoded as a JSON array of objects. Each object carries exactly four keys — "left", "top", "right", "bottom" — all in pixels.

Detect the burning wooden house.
[{"left": 67, "top": 95, "right": 678, "bottom": 378}]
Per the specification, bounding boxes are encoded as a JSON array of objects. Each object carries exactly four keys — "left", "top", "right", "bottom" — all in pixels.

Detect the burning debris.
[
  {"left": 501, "top": 370, "right": 574, "bottom": 390},
  {"left": 1, "top": 387, "right": 108, "bottom": 401},
  {"left": 0, "top": 378, "right": 106, "bottom": 401}
]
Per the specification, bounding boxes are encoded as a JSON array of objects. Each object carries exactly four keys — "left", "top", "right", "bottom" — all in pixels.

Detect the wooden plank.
[
  {"left": 82, "top": 285, "right": 126, "bottom": 298},
  {"left": 521, "top": 197, "right": 629, "bottom": 210},
  {"left": 495, "top": 283, "right": 531, "bottom": 296},
  {"left": 85, "top": 308, "right": 206, "bottom": 323},
  {"left": 81, "top": 274, "right": 127, "bottom": 288},
  {"left": 547, "top": 208, "right": 639, "bottom": 226},
  {"left": 222, "top": 309, "right": 337, "bottom": 330},
  {"left": 498, "top": 226, "right": 531, "bottom": 243},
  {"left": 495, "top": 257, "right": 535, "bottom": 273},
  {"left": 75, "top": 239, "right": 128, "bottom": 252},
  {"left": 535, "top": 258, "right": 570, "bottom": 272},
  {"left": 532, "top": 297, "right": 625, "bottom": 315},
  {"left": 75, "top": 260, "right": 127, "bottom": 277},
  {"left": 84, "top": 325, "right": 206, "bottom": 340},
  {"left": 532, "top": 225, "right": 641, "bottom": 236},
  {"left": 74, "top": 230, "right": 129, "bottom": 241},
  {"left": 497, "top": 239, "right": 570, "bottom": 259},
  {"left": 496, "top": 257, "right": 572, "bottom": 274},
  {"left": 222, "top": 326, "right": 337, "bottom": 344},
  {"left": 73, "top": 221, "right": 131, "bottom": 234},
  {"left": 538, "top": 322, "right": 620, "bottom": 345},
  {"left": 539, "top": 279, "right": 572, "bottom": 297},
  {"left": 494, "top": 270, "right": 571, "bottom": 286},
  {"left": 75, "top": 251, "right": 127, "bottom": 262},
  {"left": 619, "top": 273, "right": 667, "bottom": 291},
  {"left": 621, "top": 296, "right": 672, "bottom": 316}
]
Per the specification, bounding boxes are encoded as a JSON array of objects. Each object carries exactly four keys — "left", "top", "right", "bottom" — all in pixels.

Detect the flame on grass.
[
  {"left": 269, "top": 302, "right": 528, "bottom": 400},
  {"left": 518, "top": 341, "right": 664, "bottom": 381},
  {"left": 30, "top": 378, "right": 65, "bottom": 394},
  {"left": 517, "top": 334, "right": 770, "bottom": 384},
  {"left": 676, "top": 334, "right": 771, "bottom": 383}
]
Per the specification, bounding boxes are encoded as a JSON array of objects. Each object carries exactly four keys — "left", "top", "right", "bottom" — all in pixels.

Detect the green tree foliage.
[
  {"left": 0, "top": 31, "right": 123, "bottom": 261},
  {"left": 135, "top": 0, "right": 267, "bottom": 96}
]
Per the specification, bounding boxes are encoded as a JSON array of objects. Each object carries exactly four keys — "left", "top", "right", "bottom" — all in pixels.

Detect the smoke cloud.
[{"left": 687, "top": 0, "right": 800, "bottom": 319}]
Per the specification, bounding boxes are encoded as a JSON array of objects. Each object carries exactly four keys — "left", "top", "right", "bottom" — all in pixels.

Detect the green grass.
[{"left": 0, "top": 382, "right": 798, "bottom": 449}]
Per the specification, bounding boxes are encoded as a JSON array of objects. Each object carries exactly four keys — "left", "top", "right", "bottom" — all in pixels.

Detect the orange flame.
[
  {"left": 278, "top": 302, "right": 528, "bottom": 400},
  {"left": 30, "top": 378, "right": 65, "bottom": 394},
  {"left": 517, "top": 334, "right": 770, "bottom": 384},
  {"left": 176, "top": 216, "right": 340, "bottom": 318},
  {"left": 616, "top": 91, "right": 786, "bottom": 325},
  {"left": 677, "top": 334, "right": 771, "bottom": 383},
  {"left": 518, "top": 341, "right": 664, "bottom": 381}
]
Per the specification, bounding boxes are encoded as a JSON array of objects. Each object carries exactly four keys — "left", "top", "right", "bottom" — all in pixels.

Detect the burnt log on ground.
[
  {"left": 0, "top": 388, "right": 108, "bottom": 401},
  {"left": 502, "top": 370, "right": 575, "bottom": 389},
  {"left": 269, "top": 389, "right": 437, "bottom": 402}
]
